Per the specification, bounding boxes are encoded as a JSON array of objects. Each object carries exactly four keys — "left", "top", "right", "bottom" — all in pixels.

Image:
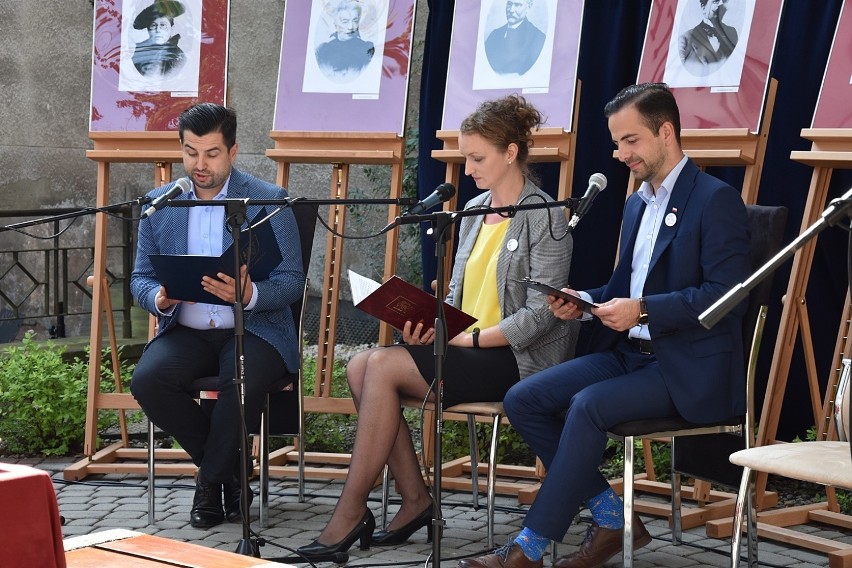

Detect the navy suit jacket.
[
  {"left": 130, "top": 168, "right": 305, "bottom": 372},
  {"left": 484, "top": 18, "right": 546, "bottom": 75},
  {"left": 586, "top": 159, "right": 751, "bottom": 424}
]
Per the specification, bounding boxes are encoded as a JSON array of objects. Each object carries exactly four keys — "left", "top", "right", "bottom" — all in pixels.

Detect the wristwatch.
[
  {"left": 637, "top": 297, "right": 649, "bottom": 325},
  {"left": 472, "top": 327, "right": 481, "bottom": 349}
]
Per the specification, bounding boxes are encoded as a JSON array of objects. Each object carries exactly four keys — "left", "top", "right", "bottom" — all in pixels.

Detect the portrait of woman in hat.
[{"left": 131, "top": 0, "right": 187, "bottom": 78}]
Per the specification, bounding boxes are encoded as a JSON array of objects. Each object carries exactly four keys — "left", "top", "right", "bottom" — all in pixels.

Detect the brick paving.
[{"left": 10, "top": 456, "right": 839, "bottom": 567}]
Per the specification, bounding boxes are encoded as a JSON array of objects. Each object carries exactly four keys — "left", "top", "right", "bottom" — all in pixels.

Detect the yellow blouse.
[{"left": 461, "top": 220, "right": 510, "bottom": 332}]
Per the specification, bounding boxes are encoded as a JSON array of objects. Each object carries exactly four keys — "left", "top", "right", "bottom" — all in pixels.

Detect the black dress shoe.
[
  {"left": 224, "top": 477, "right": 254, "bottom": 522},
  {"left": 372, "top": 502, "right": 433, "bottom": 546},
  {"left": 297, "top": 509, "right": 376, "bottom": 561},
  {"left": 190, "top": 479, "right": 224, "bottom": 529}
]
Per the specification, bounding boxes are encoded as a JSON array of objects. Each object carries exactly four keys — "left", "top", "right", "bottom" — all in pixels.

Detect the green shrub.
[
  {"left": 298, "top": 354, "right": 537, "bottom": 465},
  {"left": 0, "top": 331, "right": 135, "bottom": 456},
  {"left": 301, "top": 356, "right": 358, "bottom": 452}
]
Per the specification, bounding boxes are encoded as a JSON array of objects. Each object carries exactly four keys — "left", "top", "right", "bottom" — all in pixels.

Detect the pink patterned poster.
[
  {"left": 442, "top": 0, "right": 583, "bottom": 131},
  {"left": 638, "top": 0, "right": 784, "bottom": 132},
  {"left": 813, "top": 0, "right": 852, "bottom": 128},
  {"left": 89, "top": 0, "right": 228, "bottom": 132},
  {"left": 273, "top": 0, "right": 416, "bottom": 135}
]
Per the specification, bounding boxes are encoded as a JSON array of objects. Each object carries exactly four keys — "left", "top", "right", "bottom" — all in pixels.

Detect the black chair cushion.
[{"left": 609, "top": 414, "right": 743, "bottom": 438}]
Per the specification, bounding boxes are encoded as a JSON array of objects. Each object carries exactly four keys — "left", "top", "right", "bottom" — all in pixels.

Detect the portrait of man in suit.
[
  {"left": 677, "top": 0, "right": 739, "bottom": 76},
  {"left": 484, "top": 0, "right": 546, "bottom": 76}
]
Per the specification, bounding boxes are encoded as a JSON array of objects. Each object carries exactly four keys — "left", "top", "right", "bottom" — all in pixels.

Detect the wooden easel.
[
  {"left": 263, "top": 131, "right": 406, "bottom": 479},
  {"left": 705, "top": 129, "right": 852, "bottom": 564},
  {"left": 614, "top": 79, "right": 779, "bottom": 530},
  {"left": 65, "top": 132, "right": 184, "bottom": 480}
]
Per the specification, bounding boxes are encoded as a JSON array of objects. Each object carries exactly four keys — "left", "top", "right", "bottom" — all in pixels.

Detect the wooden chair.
[
  {"left": 606, "top": 204, "right": 788, "bottom": 567},
  {"left": 146, "top": 202, "right": 319, "bottom": 525},
  {"left": 729, "top": 357, "right": 852, "bottom": 567}
]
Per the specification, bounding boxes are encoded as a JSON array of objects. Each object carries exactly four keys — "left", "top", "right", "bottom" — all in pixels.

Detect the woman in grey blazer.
[{"left": 298, "top": 95, "right": 578, "bottom": 560}]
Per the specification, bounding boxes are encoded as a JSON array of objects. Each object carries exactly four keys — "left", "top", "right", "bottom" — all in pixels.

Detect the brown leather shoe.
[
  {"left": 458, "top": 543, "right": 543, "bottom": 568},
  {"left": 553, "top": 516, "right": 652, "bottom": 568}
]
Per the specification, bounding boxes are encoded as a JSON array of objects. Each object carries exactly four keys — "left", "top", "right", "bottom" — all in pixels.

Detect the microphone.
[
  {"left": 567, "top": 173, "right": 607, "bottom": 231},
  {"left": 405, "top": 183, "right": 456, "bottom": 216},
  {"left": 142, "top": 177, "right": 192, "bottom": 218}
]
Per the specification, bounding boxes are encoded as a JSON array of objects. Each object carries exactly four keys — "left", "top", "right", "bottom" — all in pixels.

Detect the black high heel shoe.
[
  {"left": 297, "top": 509, "right": 375, "bottom": 560},
  {"left": 371, "top": 503, "right": 434, "bottom": 546}
]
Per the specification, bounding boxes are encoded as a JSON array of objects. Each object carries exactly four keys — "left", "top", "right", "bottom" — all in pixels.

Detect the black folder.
[
  {"left": 516, "top": 278, "right": 599, "bottom": 314},
  {"left": 149, "top": 215, "right": 282, "bottom": 305}
]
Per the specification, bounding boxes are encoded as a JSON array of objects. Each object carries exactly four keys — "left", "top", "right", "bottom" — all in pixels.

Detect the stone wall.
[{"left": 0, "top": 0, "right": 428, "bottom": 339}]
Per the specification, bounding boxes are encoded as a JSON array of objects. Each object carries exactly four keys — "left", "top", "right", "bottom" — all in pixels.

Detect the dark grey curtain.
[{"left": 417, "top": 0, "right": 849, "bottom": 440}]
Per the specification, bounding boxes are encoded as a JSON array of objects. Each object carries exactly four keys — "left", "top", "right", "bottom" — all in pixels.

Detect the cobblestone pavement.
[{"left": 10, "top": 456, "right": 842, "bottom": 567}]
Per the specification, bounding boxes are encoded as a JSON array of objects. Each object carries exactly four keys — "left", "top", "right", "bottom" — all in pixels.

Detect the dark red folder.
[{"left": 353, "top": 274, "right": 477, "bottom": 339}]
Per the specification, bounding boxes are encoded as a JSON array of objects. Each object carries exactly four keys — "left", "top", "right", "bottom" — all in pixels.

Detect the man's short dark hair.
[
  {"left": 178, "top": 103, "right": 237, "bottom": 149},
  {"left": 604, "top": 82, "right": 682, "bottom": 144}
]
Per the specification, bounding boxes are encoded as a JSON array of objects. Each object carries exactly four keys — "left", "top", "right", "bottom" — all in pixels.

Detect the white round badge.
[
  {"left": 665, "top": 213, "right": 677, "bottom": 227},
  {"left": 507, "top": 238, "right": 519, "bottom": 251}
]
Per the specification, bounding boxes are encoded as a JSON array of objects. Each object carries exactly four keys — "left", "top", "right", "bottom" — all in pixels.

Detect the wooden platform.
[{"left": 64, "top": 530, "right": 288, "bottom": 567}]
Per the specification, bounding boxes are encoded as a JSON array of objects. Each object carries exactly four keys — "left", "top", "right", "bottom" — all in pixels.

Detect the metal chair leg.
[
  {"left": 731, "top": 465, "right": 757, "bottom": 568},
  {"left": 671, "top": 469, "right": 683, "bottom": 544},
  {"left": 623, "top": 435, "right": 635, "bottom": 568},
  {"left": 147, "top": 419, "right": 155, "bottom": 525},
  {"left": 381, "top": 464, "right": 390, "bottom": 529},
  {"left": 486, "top": 413, "right": 501, "bottom": 549},
  {"left": 467, "top": 414, "right": 480, "bottom": 510},
  {"left": 260, "top": 399, "right": 270, "bottom": 527}
]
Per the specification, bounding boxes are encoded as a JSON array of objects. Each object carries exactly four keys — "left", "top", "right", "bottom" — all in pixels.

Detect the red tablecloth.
[{"left": 0, "top": 463, "right": 66, "bottom": 568}]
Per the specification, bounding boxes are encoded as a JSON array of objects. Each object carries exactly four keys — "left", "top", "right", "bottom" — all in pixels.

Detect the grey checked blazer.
[
  {"left": 130, "top": 168, "right": 306, "bottom": 372},
  {"left": 446, "top": 178, "right": 579, "bottom": 378}
]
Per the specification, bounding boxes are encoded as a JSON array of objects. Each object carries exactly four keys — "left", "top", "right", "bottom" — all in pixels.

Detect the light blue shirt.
[
  {"left": 158, "top": 176, "right": 259, "bottom": 329},
  {"left": 628, "top": 155, "right": 687, "bottom": 340},
  {"left": 576, "top": 155, "right": 688, "bottom": 340}
]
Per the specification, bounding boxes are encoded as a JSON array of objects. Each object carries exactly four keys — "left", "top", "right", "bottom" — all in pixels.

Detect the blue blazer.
[
  {"left": 130, "top": 168, "right": 306, "bottom": 373},
  {"left": 586, "top": 159, "right": 751, "bottom": 424}
]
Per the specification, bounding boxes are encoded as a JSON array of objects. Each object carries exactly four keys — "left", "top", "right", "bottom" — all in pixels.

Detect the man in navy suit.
[
  {"left": 130, "top": 103, "right": 305, "bottom": 528},
  {"left": 459, "top": 83, "right": 750, "bottom": 568}
]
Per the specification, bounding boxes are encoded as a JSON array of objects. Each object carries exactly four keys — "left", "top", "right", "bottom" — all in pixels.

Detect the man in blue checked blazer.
[
  {"left": 460, "top": 84, "right": 751, "bottom": 568},
  {"left": 130, "top": 103, "right": 305, "bottom": 529}
]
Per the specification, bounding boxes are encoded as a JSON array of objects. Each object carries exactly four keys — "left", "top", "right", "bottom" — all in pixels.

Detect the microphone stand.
[
  {"left": 699, "top": 189, "right": 852, "bottom": 329},
  {"left": 386, "top": 195, "right": 579, "bottom": 566},
  {"left": 227, "top": 199, "right": 255, "bottom": 556},
  {"left": 166, "top": 193, "right": 417, "bottom": 559},
  {"left": 699, "top": 189, "right": 852, "bottom": 465},
  {"left": 0, "top": 197, "right": 152, "bottom": 234},
  {"left": 169, "top": 197, "right": 258, "bottom": 555}
]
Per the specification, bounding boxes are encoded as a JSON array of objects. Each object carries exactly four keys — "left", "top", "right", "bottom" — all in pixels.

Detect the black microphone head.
[
  {"left": 437, "top": 182, "right": 456, "bottom": 200},
  {"left": 589, "top": 173, "right": 607, "bottom": 191},
  {"left": 174, "top": 177, "right": 192, "bottom": 194}
]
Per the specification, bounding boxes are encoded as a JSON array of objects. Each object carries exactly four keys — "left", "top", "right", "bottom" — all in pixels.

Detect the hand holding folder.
[
  {"left": 348, "top": 270, "right": 477, "bottom": 339},
  {"left": 149, "top": 215, "right": 282, "bottom": 306},
  {"left": 517, "top": 277, "right": 598, "bottom": 314}
]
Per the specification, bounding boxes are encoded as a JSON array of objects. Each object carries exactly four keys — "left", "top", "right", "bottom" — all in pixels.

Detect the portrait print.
[
  {"left": 663, "top": 0, "right": 755, "bottom": 89},
  {"left": 118, "top": 0, "right": 202, "bottom": 93},
  {"left": 472, "top": 0, "right": 557, "bottom": 91},
  {"left": 302, "top": 0, "right": 388, "bottom": 95}
]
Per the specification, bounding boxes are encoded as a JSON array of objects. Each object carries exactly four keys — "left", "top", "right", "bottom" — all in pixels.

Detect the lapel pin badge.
[{"left": 665, "top": 207, "right": 677, "bottom": 227}]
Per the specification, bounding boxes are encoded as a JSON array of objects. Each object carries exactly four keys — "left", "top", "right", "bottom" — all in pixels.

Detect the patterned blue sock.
[
  {"left": 513, "top": 526, "right": 549, "bottom": 561},
  {"left": 587, "top": 486, "right": 624, "bottom": 529}
]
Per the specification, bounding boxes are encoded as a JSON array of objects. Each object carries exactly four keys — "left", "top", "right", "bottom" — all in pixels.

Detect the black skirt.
[{"left": 398, "top": 344, "right": 520, "bottom": 408}]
